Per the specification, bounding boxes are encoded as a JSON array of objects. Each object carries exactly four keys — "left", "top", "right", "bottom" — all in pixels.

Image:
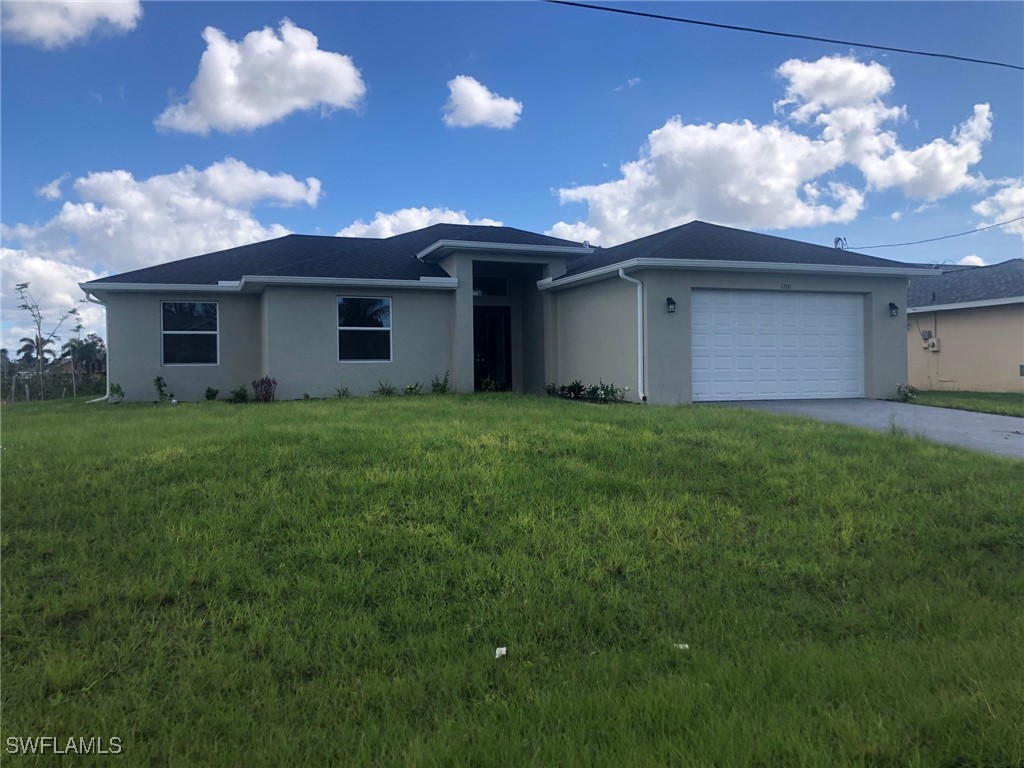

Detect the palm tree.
[{"left": 18, "top": 335, "right": 56, "bottom": 399}]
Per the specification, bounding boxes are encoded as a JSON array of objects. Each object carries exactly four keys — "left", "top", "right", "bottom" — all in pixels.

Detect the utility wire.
[
  {"left": 544, "top": 0, "right": 1024, "bottom": 72},
  {"left": 849, "top": 216, "right": 1024, "bottom": 249}
]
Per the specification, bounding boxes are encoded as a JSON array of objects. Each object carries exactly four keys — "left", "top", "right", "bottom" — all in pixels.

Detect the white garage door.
[{"left": 691, "top": 290, "right": 864, "bottom": 402}]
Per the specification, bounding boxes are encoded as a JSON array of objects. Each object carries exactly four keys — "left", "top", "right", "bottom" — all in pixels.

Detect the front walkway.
[{"left": 721, "top": 399, "right": 1024, "bottom": 460}]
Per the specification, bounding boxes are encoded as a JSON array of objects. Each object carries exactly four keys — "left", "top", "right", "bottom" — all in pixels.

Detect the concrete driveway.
[{"left": 721, "top": 399, "right": 1024, "bottom": 460}]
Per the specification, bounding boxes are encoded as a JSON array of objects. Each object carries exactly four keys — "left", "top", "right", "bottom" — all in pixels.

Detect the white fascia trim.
[
  {"left": 417, "top": 239, "right": 594, "bottom": 261},
  {"left": 908, "top": 296, "right": 1024, "bottom": 314},
  {"left": 538, "top": 258, "right": 936, "bottom": 291},
  {"left": 80, "top": 276, "right": 459, "bottom": 294}
]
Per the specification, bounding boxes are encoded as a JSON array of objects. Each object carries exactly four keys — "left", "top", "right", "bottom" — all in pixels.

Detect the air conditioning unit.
[{"left": 927, "top": 338, "right": 941, "bottom": 352}]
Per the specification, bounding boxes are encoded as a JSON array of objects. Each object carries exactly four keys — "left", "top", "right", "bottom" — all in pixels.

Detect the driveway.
[{"left": 721, "top": 399, "right": 1024, "bottom": 460}]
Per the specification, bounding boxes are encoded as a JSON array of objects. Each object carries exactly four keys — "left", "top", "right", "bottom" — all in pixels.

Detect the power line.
[
  {"left": 544, "top": 0, "right": 1024, "bottom": 72},
  {"left": 849, "top": 216, "right": 1024, "bottom": 249}
]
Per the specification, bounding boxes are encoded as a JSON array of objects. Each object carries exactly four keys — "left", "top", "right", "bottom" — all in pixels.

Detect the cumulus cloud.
[
  {"left": 958, "top": 254, "right": 986, "bottom": 266},
  {"left": 551, "top": 55, "right": 994, "bottom": 246},
  {"left": 156, "top": 19, "right": 365, "bottom": 135},
  {"left": 1, "top": 158, "right": 321, "bottom": 346},
  {"left": 337, "top": 207, "right": 502, "bottom": 238},
  {"left": 442, "top": 76, "right": 522, "bottom": 129},
  {"left": 1, "top": 0, "right": 142, "bottom": 49},
  {"left": 36, "top": 174, "right": 70, "bottom": 201},
  {"left": 973, "top": 181, "right": 1024, "bottom": 236}
]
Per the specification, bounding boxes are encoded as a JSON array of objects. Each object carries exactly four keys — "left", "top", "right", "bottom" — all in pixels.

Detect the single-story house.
[
  {"left": 80, "top": 221, "right": 934, "bottom": 404},
  {"left": 907, "top": 258, "right": 1024, "bottom": 393}
]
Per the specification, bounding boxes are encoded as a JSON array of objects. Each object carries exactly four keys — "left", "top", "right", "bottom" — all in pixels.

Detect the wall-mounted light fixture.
[
  {"left": 666, "top": 297, "right": 677, "bottom": 314},
  {"left": 889, "top": 302, "right": 899, "bottom": 317}
]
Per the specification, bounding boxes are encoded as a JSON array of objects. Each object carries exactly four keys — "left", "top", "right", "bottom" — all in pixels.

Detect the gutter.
[
  {"left": 907, "top": 295, "right": 1024, "bottom": 314},
  {"left": 79, "top": 275, "right": 458, "bottom": 294},
  {"left": 82, "top": 291, "right": 110, "bottom": 403},
  {"left": 416, "top": 239, "right": 593, "bottom": 262},
  {"left": 540, "top": 258, "right": 938, "bottom": 292},
  {"left": 617, "top": 269, "right": 647, "bottom": 402}
]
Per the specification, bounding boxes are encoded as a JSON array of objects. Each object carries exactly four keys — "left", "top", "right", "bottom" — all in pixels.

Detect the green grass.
[
  {"left": 913, "top": 390, "right": 1024, "bottom": 418},
  {"left": 2, "top": 395, "right": 1022, "bottom": 766}
]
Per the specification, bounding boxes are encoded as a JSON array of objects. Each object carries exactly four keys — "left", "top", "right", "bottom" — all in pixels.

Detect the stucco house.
[
  {"left": 80, "top": 221, "right": 933, "bottom": 404},
  {"left": 907, "top": 258, "right": 1024, "bottom": 393}
]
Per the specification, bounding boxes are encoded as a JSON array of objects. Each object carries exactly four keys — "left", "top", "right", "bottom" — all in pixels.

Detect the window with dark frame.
[
  {"left": 338, "top": 296, "right": 391, "bottom": 362},
  {"left": 162, "top": 302, "right": 218, "bottom": 365}
]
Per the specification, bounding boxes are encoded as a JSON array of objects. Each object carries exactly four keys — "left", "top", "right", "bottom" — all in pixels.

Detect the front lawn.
[
  {"left": 2, "top": 396, "right": 1021, "bottom": 766},
  {"left": 913, "top": 389, "right": 1024, "bottom": 418}
]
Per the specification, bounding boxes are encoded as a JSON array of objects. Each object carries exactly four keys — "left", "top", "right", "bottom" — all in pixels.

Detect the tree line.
[{"left": 1, "top": 283, "right": 107, "bottom": 402}]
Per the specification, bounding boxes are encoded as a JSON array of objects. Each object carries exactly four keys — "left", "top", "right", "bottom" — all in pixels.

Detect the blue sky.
[{"left": 1, "top": 1, "right": 1022, "bottom": 348}]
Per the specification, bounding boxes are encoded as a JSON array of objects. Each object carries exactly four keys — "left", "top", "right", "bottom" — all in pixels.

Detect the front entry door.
[{"left": 474, "top": 306, "right": 512, "bottom": 391}]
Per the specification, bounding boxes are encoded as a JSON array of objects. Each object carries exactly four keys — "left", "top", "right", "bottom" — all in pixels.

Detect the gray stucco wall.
[
  {"left": 262, "top": 286, "right": 454, "bottom": 399},
  {"left": 554, "top": 277, "right": 640, "bottom": 401},
  {"left": 103, "top": 292, "right": 261, "bottom": 402},
  {"left": 637, "top": 269, "right": 909, "bottom": 404}
]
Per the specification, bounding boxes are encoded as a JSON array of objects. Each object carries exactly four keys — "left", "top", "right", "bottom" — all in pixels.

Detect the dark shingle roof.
[
  {"left": 90, "top": 224, "right": 584, "bottom": 286},
  {"left": 561, "top": 220, "right": 920, "bottom": 276},
  {"left": 907, "top": 258, "right": 1024, "bottom": 307}
]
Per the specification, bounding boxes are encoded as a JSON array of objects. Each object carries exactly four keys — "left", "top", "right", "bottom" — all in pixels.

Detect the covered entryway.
[{"left": 691, "top": 290, "right": 864, "bottom": 401}]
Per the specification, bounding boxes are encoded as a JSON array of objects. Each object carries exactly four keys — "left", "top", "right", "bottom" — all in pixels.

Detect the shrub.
[
  {"left": 251, "top": 376, "right": 278, "bottom": 403},
  {"left": 205, "top": 387, "right": 219, "bottom": 401},
  {"left": 153, "top": 376, "right": 170, "bottom": 403},
  {"left": 374, "top": 380, "right": 398, "bottom": 397},
  {"left": 897, "top": 383, "right": 919, "bottom": 403},
  {"left": 404, "top": 382, "right": 423, "bottom": 396},
  {"left": 228, "top": 385, "right": 249, "bottom": 404},
  {"left": 109, "top": 383, "right": 124, "bottom": 403},
  {"left": 431, "top": 370, "right": 450, "bottom": 394},
  {"left": 334, "top": 386, "right": 352, "bottom": 399},
  {"left": 546, "top": 379, "right": 627, "bottom": 404}
]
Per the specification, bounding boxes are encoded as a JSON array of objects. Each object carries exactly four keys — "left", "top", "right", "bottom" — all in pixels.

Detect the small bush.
[
  {"left": 897, "top": 383, "right": 918, "bottom": 403},
  {"left": 404, "top": 382, "right": 423, "bottom": 396},
  {"left": 153, "top": 376, "right": 170, "bottom": 403},
  {"left": 229, "top": 385, "right": 249, "bottom": 404},
  {"left": 375, "top": 380, "right": 398, "bottom": 397},
  {"left": 251, "top": 376, "right": 278, "bottom": 403},
  {"left": 478, "top": 378, "right": 501, "bottom": 393},
  {"left": 109, "top": 383, "right": 124, "bottom": 402},
  {"left": 546, "top": 379, "right": 627, "bottom": 404},
  {"left": 334, "top": 386, "right": 352, "bottom": 398},
  {"left": 205, "top": 387, "right": 219, "bottom": 401},
  {"left": 431, "top": 370, "right": 450, "bottom": 394}
]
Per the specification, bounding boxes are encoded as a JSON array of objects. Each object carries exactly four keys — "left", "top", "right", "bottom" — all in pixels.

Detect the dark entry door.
[{"left": 474, "top": 306, "right": 512, "bottom": 391}]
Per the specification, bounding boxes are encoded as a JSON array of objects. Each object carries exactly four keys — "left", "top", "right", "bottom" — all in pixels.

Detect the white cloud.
[
  {"left": 1, "top": 0, "right": 141, "bottom": 49},
  {"left": 36, "top": 174, "right": 70, "bottom": 201},
  {"left": 155, "top": 19, "right": 365, "bottom": 135},
  {"left": 337, "top": 207, "right": 502, "bottom": 238},
  {"left": 890, "top": 211, "right": 902, "bottom": 221},
  {"left": 958, "top": 254, "right": 986, "bottom": 266},
  {"left": 613, "top": 77, "right": 642, "bottom": 93},
  {"left": 442, "top": 76, "right": 522, "bottom": 129},
  {"left": 551, "top": 55, "right": 995, "bottom": 246},
  {"left": 1, "top": 158, "right": 321, "bottom": 347},
  {"left": 973, "top": 181, "right": 1024, "bottom": 236}
]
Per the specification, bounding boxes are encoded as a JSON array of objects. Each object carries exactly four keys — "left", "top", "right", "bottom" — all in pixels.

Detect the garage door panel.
[{"left": 692, "top": 290, "right": 864, "bottom": 402}]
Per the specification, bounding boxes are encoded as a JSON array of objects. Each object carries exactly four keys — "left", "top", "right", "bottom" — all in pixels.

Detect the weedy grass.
[
  {"left": 912, "top": 390, "right": 1024, "bottom": 418},
  {"left": 2, "top": 395, "right": 1022, "bottom": 766}
]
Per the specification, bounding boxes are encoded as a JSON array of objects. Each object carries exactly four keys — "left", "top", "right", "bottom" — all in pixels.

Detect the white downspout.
[
  {"left": 617, "top": 269, "right": 647, "bottom": 402},
  {"left": 83, "top": 292, "right": 109, "bottom": 403}
]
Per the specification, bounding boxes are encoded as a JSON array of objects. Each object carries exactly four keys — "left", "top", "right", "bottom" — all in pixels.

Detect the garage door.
[{"left": 691, "top": 290, "right": 864, "bottom": 401}]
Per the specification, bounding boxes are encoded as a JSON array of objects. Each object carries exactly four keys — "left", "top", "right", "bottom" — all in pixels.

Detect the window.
[
  {"left": 162, "top": 302, "right": 218, "bottom": 365},
  {"left": 338, "top": 297, "right": 391, "bottom": 362}
]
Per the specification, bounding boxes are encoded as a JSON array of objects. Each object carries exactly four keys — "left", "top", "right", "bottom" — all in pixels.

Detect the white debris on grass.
[{"left": 495, "top": 647, "right": 507, "bottom": 659}]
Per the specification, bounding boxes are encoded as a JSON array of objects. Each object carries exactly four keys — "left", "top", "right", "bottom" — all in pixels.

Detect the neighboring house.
[
  {"left": 906, "top": 258, "right": 1024, "bottom": 393},
  {"left": 80, "top": 221, "right": 933, "bottom": 404}
]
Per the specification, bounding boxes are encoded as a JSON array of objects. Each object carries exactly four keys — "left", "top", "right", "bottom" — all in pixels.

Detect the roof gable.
[{"left": 562, "top": 220, "right": 920, "bottom": 276}]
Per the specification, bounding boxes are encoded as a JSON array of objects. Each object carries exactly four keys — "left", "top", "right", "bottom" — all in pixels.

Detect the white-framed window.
[
  {"left": 162, "top": 301, "right": 219, "bottom": 365},
  {"left": 338, "top": 296, "right": 392, "bottom": 362}
]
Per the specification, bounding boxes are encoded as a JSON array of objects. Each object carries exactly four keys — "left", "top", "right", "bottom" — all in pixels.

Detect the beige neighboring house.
[
  {"left": 80, "top": 220, "right": 933, "bottom": 404},
  {"left": 907, "top": 258, "right": 1024, "bottom": 393}
]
